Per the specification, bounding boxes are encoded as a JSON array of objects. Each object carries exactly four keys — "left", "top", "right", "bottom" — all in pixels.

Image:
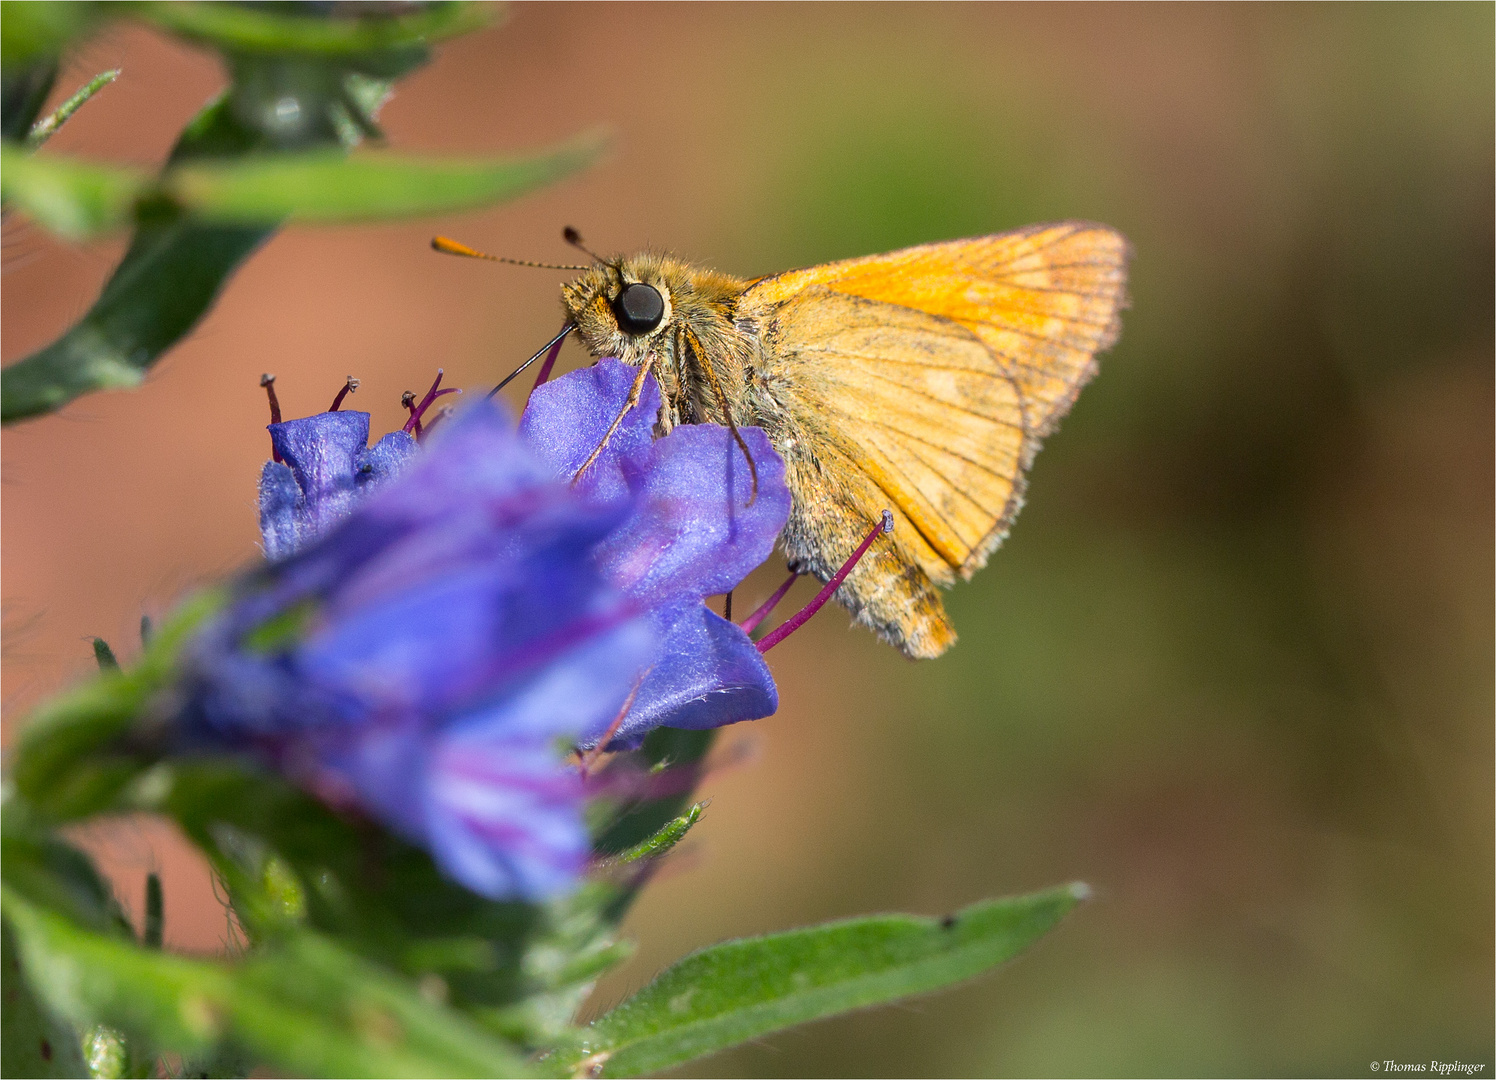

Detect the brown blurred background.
[{"left": 3, "top": 4, "right": 1492, "bottom": 1075}]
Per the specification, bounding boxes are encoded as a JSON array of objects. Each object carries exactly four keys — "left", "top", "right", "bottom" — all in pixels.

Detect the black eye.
[{"left": 615, "top": 282, "right": 664, "bottom": 334}]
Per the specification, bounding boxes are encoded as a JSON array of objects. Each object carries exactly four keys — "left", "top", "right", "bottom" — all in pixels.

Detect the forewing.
[
  {"left": 757, "top": 286, "right": 1028, "bottom": 576},
  {"left": 745, "top": 221, "right": 1130, "bottom": 438}
]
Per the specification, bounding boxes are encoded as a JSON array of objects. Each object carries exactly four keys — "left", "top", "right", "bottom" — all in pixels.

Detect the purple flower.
[
  {"left": 258, "top": 410, "right": 417, "bottom": 560},
  {"left": 186, "top": 403, "right": 655, "bottom": 899},
  {"left": 519, "top": 359, "right": 792, "bottom": 749},
  {"left": 183, "top": 365, "right": 792, "bottom": 900}
]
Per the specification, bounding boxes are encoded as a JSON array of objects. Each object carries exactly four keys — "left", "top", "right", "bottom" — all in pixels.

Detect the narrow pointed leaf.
[
  {"left": 568, "top": 884, "right": 1088, "bottom": 1078},
  {"left": 165, "top": 134, "right": 607, "bottom": 224},
  {"left": 27, "top": 68, "right": 118, "bottom": 147}
]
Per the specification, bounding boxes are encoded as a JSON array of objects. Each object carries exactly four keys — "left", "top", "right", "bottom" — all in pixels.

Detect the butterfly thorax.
[{"left": 562, "top": 254, "right": 758, "bottom": 432}]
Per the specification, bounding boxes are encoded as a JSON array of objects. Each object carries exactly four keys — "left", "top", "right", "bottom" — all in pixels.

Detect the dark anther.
[
  {"left": 616, "top": 282, "right": 664, "bottom": 334},
  {"left": 403, "top": 370, "right": 460, "bottom": 438}
]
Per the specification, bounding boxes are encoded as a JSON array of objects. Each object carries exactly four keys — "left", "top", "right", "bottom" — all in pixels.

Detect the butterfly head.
[
  {"left": 561, "top": 257, "right": 677, "bottom": 365},
  {"left": 561, "top": 253, "right": 747, "bottom": 368}
]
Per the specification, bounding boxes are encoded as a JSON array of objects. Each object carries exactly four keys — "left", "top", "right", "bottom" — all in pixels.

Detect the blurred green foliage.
[{"left": 0, "top": 1, "right": 603, "bottom": 422}]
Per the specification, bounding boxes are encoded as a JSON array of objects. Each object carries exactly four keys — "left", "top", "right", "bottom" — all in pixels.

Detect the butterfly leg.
[
  {"left": 572, "top": 355, "right": 656, "bottom": 483},
  {"left": 681, "top": 326, "right": 759, "bottom": 504}
]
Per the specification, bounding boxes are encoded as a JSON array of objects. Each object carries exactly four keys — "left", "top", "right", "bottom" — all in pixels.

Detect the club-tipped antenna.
[
  {"left": 430, "top": 235, "right": 588, "bottom": 271},
  {"left": 488, "top": 323, "right": 576, "bottom": 399},
  {"left": 562, "top": 226, "right": 606, "bottom": 264}
]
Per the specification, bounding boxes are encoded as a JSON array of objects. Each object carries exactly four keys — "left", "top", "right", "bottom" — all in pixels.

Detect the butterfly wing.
[{"left": 743, "top": 221, "right": 1129, "bottom": 578}]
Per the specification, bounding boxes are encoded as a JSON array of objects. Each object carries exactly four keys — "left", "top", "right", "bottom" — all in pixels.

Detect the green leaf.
[
  {"left": 129, "top": 0, "right": 491, "bottom": 58},
  {"left": 0, "top": 1, "right": 103, "bottom": 67},
  {"left": 2, "top": 920, "right": 90, "bottom": 1078},
  {"left": 2, "top": 887, "right": 537, "bottom": 1079},
  {"left": 1, "top": 117, "right": 600, "bottom": 421},
  {"left": 164, "top": 134, "right": 607, "bottom": 224},
  {"left": 610, "top": 802, "right": 705, "bottom": 865},
  {"left": 120, "top": 757, "right": 627, "bottom": 1050},
  {"left": 27, "top": 68, "right": 119, "bottom": 147},
  {"left": 10, "top": 589, "right": 223, "bottom": 821},
  {"left": 0, "top": 92, "right": 274, "bottom": 423},
  {"left": 92, "top": 637, "right": 119, "bottom": 670},
  {"left": 0, "top": 142, "right": 149, "bottom": 240},
  {"left": 565, "top": 884, "right": 1089, "bottom": 1078}
]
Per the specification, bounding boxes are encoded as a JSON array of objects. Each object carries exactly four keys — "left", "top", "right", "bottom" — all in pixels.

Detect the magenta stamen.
[
  {"left": 260, "top": 373, "right": 283, "bottom": 462},
  {"left": 420, "top": 405, "right": 454, "bottom": 440},
  {"left": 402, "top": 369, "right": 461, "bottom": 435},
  {"left": 755, "top": 510, "right": 894, "bottom": 654},
  {"left": 739, "top": 571, "right": 799, "bottom": 635},
  {"left": 525, "top": 330, "right": 568, "bottom": 404},
  {"left": 328, "top": 376, "right": 359, "bottom": 412}
]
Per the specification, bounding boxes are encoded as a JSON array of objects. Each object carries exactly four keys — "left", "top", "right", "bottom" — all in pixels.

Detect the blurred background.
[{"left": 3, "top": 4, "right": 1491, "bottom": 1075}]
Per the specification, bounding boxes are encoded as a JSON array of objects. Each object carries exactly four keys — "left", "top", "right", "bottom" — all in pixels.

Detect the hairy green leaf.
[
  {"left": 611, "top": 802, "right": 705, "bottom": 865},
  {"left": 27, "top": 67, "right": 119, "bottom": 147},
  {"left": 567, "top": 884, "right": 1089, "bottom": 1077}
]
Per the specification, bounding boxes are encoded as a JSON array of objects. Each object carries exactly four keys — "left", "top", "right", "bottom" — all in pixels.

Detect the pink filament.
[
  {"left": 738, "top": 571, "right": 800, "bottom": 635},
  {"left": 328, "top": 376, "right": 359, "bottom": 412},
  {"left": 755, "top": 510, "right": 894, "bottom": 654},
  {"left": 403, "top": 370, "right": 461, "bottom": 435}
]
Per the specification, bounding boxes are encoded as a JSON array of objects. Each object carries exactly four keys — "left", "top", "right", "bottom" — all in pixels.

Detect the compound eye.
[{"left": 615, "top": 282, "right": 665, "bottom": 334}]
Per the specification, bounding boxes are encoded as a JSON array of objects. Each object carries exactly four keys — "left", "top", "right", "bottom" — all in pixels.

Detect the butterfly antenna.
[
  {"left": 563, "top": 226, "right": 606, "bottom": 264},
  {"left": 430, "top": 235, "right": 587, "bottom": 271}
]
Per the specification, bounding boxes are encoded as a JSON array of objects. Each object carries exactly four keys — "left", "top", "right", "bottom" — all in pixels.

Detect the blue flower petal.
[
  {"left": 257, "top": 461, "right": 302, "bottom": 561},
  {"left": 606, "top": 604, "right": 778, "bottom": 750},
  {"left": 317, "top": 609, "right": 654, "bottom": 899},
  {"left": 261, "top": 412, "right": 416, "bottom": 559},
  {"left": 518, "top": 358, "right": 661, "bottom": 504},
  {"left": 595, "top": 424, "right": 791, "bottom": 604}
]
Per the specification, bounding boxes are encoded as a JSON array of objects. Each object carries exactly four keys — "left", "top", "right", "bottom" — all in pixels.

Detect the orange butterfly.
[{"left": 441, "top": 222, "right": 1130, "bottom": 658}]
